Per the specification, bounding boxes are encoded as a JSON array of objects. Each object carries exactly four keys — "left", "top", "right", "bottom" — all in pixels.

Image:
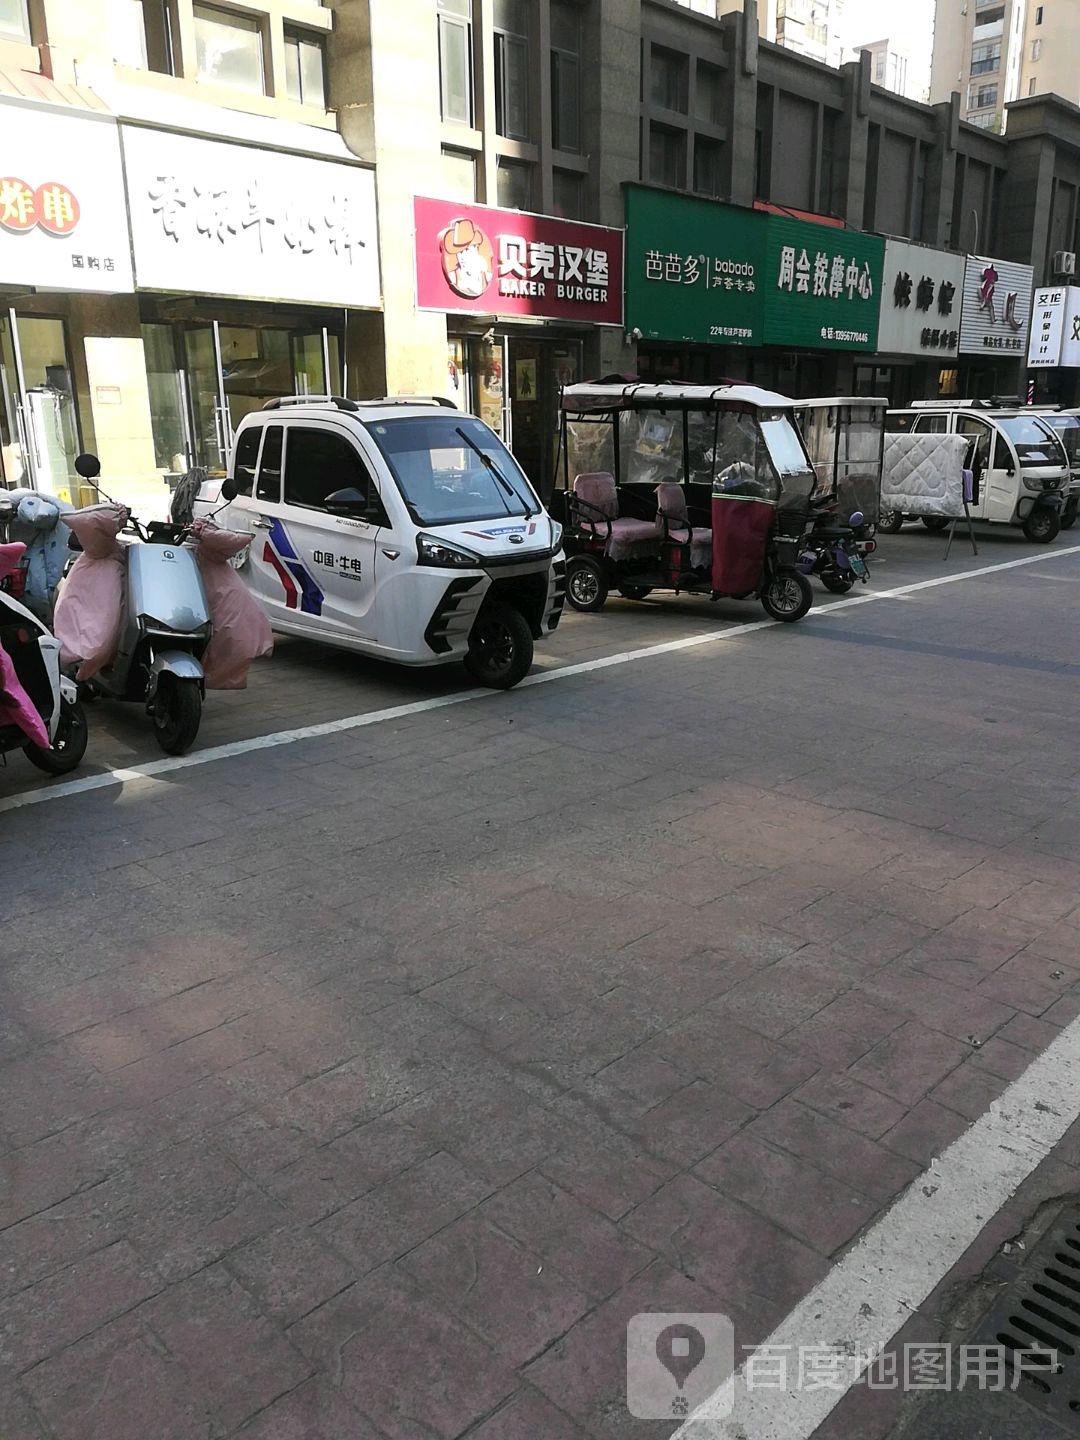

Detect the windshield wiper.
[{"left": 455, "top": 426, "right": 536, "bottom": 518}]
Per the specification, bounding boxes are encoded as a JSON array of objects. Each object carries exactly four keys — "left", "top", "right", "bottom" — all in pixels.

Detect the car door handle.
[
  {"left": 381, "top": 548, "right": 400, "bottom": 560},
  {"left": 251, "top": 519, "right": 271, "bottom": 530}
]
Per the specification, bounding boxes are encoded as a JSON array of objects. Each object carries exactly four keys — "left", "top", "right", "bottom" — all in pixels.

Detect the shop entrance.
[
  {"left": 447, "top": 332, "right": 582, "bottom": 498},
  {"left": 0, "top": 311, "right": 81, "bottom": 499},
  {"left": 141, "top": 312, "right": 343, "bottom": 479}
]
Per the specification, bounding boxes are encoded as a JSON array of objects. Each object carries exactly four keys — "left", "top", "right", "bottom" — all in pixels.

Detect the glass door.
[
  {"left": 142, "top": 322, "right": 193, "bottom": 477},
  {"left": 0, "top": 311, "right": 81, "bottom": 500},
  {"left": 183, "top": 322, "right": 231, "bottom": 476}
]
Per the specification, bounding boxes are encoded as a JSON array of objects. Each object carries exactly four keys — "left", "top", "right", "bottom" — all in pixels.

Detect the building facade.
[
  {"left": 929, "top": 0, "right": 1027, "bottom": 131},
  {"left": 853, "top": 39, "right": 913, "bottom": 101}
]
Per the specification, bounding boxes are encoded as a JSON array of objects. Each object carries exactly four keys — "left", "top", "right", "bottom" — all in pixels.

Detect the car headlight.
[
  {"left": 1021, "top": 474, "right": 1045, "bottom": 492},
  {"left": 416, "top": 533, "right": 481, "bottom": 567},
  {"left": 550, "top": 519, "right": 563, "bottom": 550}
]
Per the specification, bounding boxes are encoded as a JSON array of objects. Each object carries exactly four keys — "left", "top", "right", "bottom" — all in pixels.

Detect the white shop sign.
[
  {"left": 0, "top": 101, "right": 133, "bottom": 293},
  {"left": 958, "top": 255, "right": 1034, "bottom": 357},
  {"left": 877, "top": 239, "right": 965, "bottom": 358},
  {"left": 122, "top": 126, "right": 380, "bottom": 309},
  {"left": 1028, "top": 287, "right": 1067, "bottom": 368}
]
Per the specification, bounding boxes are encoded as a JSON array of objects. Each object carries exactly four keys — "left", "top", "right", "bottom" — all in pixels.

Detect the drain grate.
[{"left": 969, "top": 1204, "right": 1080, "bottom": 1428}]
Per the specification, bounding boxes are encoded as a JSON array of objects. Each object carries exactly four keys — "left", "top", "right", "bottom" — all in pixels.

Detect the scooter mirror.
[
  {"left": 74, "top": 452, "right": 101, "bottom": 480},
  {"left": 220, "top": 476, "right": 238, "bottom": 502},
  {"left": 848, "top": 510, "right": 864, "bottom": 528}
]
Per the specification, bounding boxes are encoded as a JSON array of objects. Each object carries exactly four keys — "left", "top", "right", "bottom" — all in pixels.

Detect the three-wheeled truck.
[{"left": 555, "top": 382, "right": 818, "bottom": 622}]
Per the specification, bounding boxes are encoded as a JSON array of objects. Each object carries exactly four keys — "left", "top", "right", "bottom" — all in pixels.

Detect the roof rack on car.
[
  {"left": 261, "top": 395, "right": 360, "bottom": 412},
  {"left": 354, "top": 395, "right": 458, "bottom": 409}
]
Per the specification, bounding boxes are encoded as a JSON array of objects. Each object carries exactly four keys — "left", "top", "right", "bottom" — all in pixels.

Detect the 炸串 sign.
[
  {"left": 1028, "top": 287, "right": 1067, "bottom": 368},
  {"left": 958, "top": 255, "right": 1034, "bottom": 356},
  {"left": 122, "top": 126, "right": 380, "bottom": 308},
  {"left": 0, "top": 100, "right": 133, "bottom": 293},
  {"left": 624, "top": 186, "right": 766, "bottom": 345},
  {"left": 414, "top": 196, "right": 623, "bottom": 326},
  {"left": 762, "top": 216, "right": 884, "bottom": 352},
  {"left": 877, "top": 239, "right": 964, "bottom": 357}
]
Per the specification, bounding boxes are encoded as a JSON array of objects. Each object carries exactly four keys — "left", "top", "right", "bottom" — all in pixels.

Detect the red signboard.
[{"left": 414, "top": 196, "right": 623, "bottom": 326}]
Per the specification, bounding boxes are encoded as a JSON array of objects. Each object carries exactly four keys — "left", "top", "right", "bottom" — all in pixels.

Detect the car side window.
[
  {"left": 992, "top": 432, "right": 1012, "bottom": 470},
  {"left": 232, "top": 428, "right": 259, "bottom": 497},
  {"left": 282, "top": 427, "right": 388, "bottom": 523},
  {"left": 956, "top": 417, "right": 992, "bottom": 473},
  {"left": 256, "top": 426, "right": 283, "bottom": 502},
  {"left": 912, "top": 414, "right": 949, "bottom": 433}
]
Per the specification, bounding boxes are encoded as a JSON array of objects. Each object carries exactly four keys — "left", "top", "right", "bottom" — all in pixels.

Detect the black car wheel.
[
  {"left": 877, "top": 509, "right": 904, "bottom": 534},
  {"left": 464, "top": 602, "right": 534, "bottom": 689},
  {"left": 1022, "top": 508, "right": 1061, "bottom": 544}
]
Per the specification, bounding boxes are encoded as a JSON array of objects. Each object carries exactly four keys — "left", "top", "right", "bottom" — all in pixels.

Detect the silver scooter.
[{"left": 69, "top": 453, "right": 211, "bottom": 755}]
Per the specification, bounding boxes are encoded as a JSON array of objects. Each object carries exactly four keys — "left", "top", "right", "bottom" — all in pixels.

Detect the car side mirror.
[
  {"left": 220, "top": 476, "right": 239, "bottom": 502},
  {"left": 1006, "top": 466, "right": 1015, "bottom": 477},
  {"left": 74, "top": 452, "right": 101, "bottom": 480},
  {"left": 325, "top": 486, "right": 371, "bottom": 515}
]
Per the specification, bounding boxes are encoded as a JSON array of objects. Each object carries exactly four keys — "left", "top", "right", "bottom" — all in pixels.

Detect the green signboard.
[
  {"left": 624, "top": 185, "right": 767, "bottom": 346},
  {"left": 761, "top": 215, "right": 885, "bottom": 352}
]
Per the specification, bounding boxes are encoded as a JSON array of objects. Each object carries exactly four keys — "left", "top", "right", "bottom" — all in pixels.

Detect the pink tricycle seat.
[
  {"left": 571, "top": 473, "right": 659, "bottom": 561},
  {"left": 655, "top": 483, "right": 712, "bottom": 569}
]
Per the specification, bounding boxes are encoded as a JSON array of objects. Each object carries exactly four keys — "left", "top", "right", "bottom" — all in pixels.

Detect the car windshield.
[
  {"left": 367, "top": 415, "right": 538, "bottom": 524},
  {"left": 999, "top": 416, "right": 1065, "bottom": 467}
]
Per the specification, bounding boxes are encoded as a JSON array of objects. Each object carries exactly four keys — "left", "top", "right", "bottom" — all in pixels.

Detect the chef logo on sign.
[
  {"left": 440, "top": 218, "right": 495, "bottom": 299},
  {"left": 0, "top": 178, "right": 80, "bottom": 236},
  {"left": 976, "top": 263, "right": 1022, "bottom": 332}
]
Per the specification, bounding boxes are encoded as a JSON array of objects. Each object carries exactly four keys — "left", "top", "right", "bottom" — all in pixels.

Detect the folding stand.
[{"left": 943, "top": 468, "right": 978, "bottom": 561}]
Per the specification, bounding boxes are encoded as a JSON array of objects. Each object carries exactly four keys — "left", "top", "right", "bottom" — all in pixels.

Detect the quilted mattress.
[{"left": 881, "top": 433, "right": 969, "bottom": 518}]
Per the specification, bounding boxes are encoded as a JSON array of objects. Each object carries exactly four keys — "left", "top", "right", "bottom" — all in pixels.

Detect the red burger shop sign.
[{"left": 414, "top": 196, "right": 623, "bottom": 326}]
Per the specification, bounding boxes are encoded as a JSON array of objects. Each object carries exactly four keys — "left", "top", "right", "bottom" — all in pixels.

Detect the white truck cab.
[{"left": 196, "top": 396, "right": 565, "bottom": 688}]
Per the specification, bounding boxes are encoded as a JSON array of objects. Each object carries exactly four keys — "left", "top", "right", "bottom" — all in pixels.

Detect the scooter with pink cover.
[{"left": 0, "top": 541, "right": 88, "bottom": 776}]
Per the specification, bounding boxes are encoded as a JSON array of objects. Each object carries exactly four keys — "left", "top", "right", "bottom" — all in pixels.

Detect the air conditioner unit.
[{"left": 1053, "top": 250, "right": 1077, "bottom": 276}]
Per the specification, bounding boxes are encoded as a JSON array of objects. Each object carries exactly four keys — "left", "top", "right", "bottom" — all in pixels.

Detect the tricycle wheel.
[
  {"left": 464, "top": 602, "right": 533, "bottom": 689},
  {"left": 877, "top": 508, "right": 904, "bottom": 534},
  {"left": 565, "top": 555, "right": 609, "bottom": 612},
  {"left": 152, "top": 676, "right": 202, "bottom": 755},
  {"left": 1062, "top": 497, "right": 1078, "bottom": 530},
  {"left": 23, "top": 696, "right": 88, "bottom": 775},
  {"left": 820, "top": 570, "right": 855, "bottom": 594},
  {"left": 921, "top": 517, "right": 949, "bottom": 533},
  {"left": 618, "top": 585, "right": 653, "bottom": 601},
  {"left": 1022, "top": 508, "right": 1061, "bottom": 544},
  {"left": 761, "top": 569, "right": 813, "bottom": 622}
]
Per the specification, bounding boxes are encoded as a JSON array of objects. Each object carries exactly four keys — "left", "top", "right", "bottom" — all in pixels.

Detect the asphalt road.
[{"left": 2, "top": 520, "right": 1080, "bottom": 1440}]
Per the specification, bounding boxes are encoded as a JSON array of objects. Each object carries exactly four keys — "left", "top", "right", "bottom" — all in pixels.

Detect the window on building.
[
  {"left": 193, "top": 4, "right": 265, "bottom": 94},
  {"left": 973, "top": 3, "right": 1004, "bottom": 21},
  {"left": 553, "top": 169, "right": 583, "bottom": 219},
  {"left": 442, "top": 148, "right": 477, "bottom": 201},
  {"left": 496, "top": 158, "right": 532, "bottom": 210},
  {"left": 1036, "top": 4, "right": 1044, "bottom": 21},
  {"left": 1029, "top": 76, "right": 1038, "bottom": 95},
  {"left": 695, "top": 61, "right": 722, "bottom": 125},
  {"left": 494, "top": 0, "right": 529, "bottom": 139},
  {"left": 649, "top": 124, "right": 686, "bottom": 188},
  {"left": 970, "top": 42, "right": 1001, "bottom": 74},
  {"left": 1031, "top": 37, "right": 1042, "bottom": 60},
  {"left": 551, "top": 0, "right": 581, "bottom": 152},
  {"left": 693, "top": 138, "right": 723, "bottom": 197},
  {"left": 438, "top": 0, "right": 473, "bottom": 125},
  {"left": 0, "top": 0, "right": 29, "bottom": 42},
  {"left": 969, "top": 82, "right": 998, "bottom": 109},
  {"left": 650, "top": 46, "right": 688, "bottom": 114},
  {"left": 110, "top": 0, "right": 178, "bottom": 71},
  {"left": 284, "top": 28, "right": 326, "bottom": 106}
]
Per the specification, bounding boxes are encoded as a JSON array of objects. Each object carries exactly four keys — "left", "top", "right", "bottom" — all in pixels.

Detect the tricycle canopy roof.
[{"left": 559, "top": 381, "right": 797, "bottom": 414}]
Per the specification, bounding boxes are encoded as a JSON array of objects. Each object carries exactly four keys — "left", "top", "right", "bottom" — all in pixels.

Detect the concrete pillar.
[
  {"left": 722, "top": 10, "right": 758, "bottom": 208},
  {"left": 836, "top": 53, "right": 870, "bottom": 229},
  {"left": 331, "top": 0, "right": 447, "bottom": 398},
  {"left": 925, "top": 96, "right": 961, "bottom": 248}
]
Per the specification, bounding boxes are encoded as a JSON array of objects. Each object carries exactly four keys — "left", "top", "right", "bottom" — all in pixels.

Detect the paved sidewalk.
[{"left": 1, "top": 540, "right": 1079, "bottom": 1439}]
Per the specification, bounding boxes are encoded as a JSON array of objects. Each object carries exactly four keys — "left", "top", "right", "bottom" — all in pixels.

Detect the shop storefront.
[
  {"left": 0, "top": 93, "right": 136, "bottom": 504},
  {"left": 122, "top": 125, "right": 380, "bottom": 480},
  {"left": 874, "top": 239, "right": 966, "bottom": 405},
  {"left": 624, "top": 185, "right": 884, "bottom": 399},
  {"left": 414, "top": 197, "right": 623, "bottom": 496},
  {"left": 956, "top": 255, "right": 1034, "bottom": 399}
]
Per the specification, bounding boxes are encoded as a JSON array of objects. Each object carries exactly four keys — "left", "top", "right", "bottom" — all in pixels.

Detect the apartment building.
[
  {"left": 711, "top": 0, "right": 844, "bottom": 67},
  {"left": 1019, "top": 1, "right": 1080, "bottom": 103},
  {"left": 929, "top": 0, "right": 1027, "bottom": 130},
  {"left": 854, "top": 38, "right": 913, "bottom": 101}
]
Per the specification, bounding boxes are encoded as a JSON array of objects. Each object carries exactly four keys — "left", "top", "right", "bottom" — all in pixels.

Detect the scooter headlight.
[{"left": 416, "top": 533, "right": 481, "bottom": 568}]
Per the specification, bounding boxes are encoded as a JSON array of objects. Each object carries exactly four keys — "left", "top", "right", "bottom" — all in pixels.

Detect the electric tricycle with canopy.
[
  {"left": 792, "top": 396, "right": 886, "bottom": 593},
  {"left": 556, "top": 382, "right": 817, "bottom": 622}
]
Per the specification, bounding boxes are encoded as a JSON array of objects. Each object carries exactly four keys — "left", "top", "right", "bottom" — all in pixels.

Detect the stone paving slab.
[{"left": 0, "top": 536, "right": 1078, "bottom": 1437}]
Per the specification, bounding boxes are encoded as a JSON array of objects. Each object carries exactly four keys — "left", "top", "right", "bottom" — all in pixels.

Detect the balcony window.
[
  {"left": 1031, "top": 37, "right": 1042, "bottom": 60},
  {"left": 550, "top": 0, "right": 581, "bottom": 152},
  {"left": 496, "top": 158, "right": 531, "bottom": 211},
  {"left": 0, "top": 0, "right": 29, "bottom": 43},
  {"left": 695, "top": 61, "right": 723, "bottom": 125},
  {"left": 442, "top": 147, "right": 477, "bottom": 201},
  {"left": 284, "top": 28, "right": 326, "bottom": 106},
  {"left": 649, "top": 124, "right": 686, "bottom": 188},
  {"left": 651, "top": 46, "right": 688, "bottom": 114},
  {"left": 194, "top": 4, "right": 265, "bottom": 95},
  {"left": 438, "top": 0, "right": 473, "bottom": 125},
  {"left": 693, "top": 138, "right": 723, "bottom": 198},
  {"left": 110, "top": 0, "right": 177, "bottom": 72},
  {"left": 970, "top": 41, "right": 1000, "bottom": 74},
  {"left": 494, "top": 0, "right": 529, "bottom": 140},
  {"left": 969, "top": 82, "right": 998, "bottom": 109},
  {"left": 553, "top": 169, "right": 583, "bottom": 220}
]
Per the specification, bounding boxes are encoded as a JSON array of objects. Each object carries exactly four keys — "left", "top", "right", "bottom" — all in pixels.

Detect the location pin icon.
[{"left": 655, "top": 1323, "right": 707, "bottom": 1392}]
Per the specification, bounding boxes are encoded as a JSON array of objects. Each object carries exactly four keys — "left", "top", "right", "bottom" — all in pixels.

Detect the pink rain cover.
[
  {"left": 52, "top": 506, "right": 126, "bottom": 681},
  {"left": 0, "top": 542, "right": 50, "bottom": 749},
  {"left": 190, "top": 521, "right": 272, "bottom": 690}
]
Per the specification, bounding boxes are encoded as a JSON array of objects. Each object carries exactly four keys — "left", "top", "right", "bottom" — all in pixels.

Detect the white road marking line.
[
  {"left": 675, "top": 1017, "right": 1080, "bottom": 1439},
  {"left": 2, "top": 543, "right": 1079, "bottom": 815}
]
